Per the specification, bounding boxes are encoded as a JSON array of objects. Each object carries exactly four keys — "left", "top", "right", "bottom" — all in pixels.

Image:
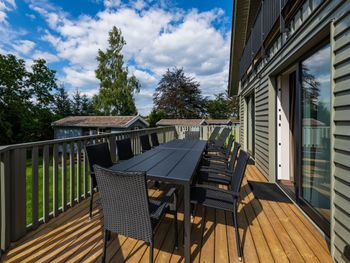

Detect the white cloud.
[
  {"left": 32, "top": 50, "right": 60, "bottom": 63},
  {"left": 12, "top": 39, "right": 35, "bottom": 54},
  {"left": 0, "top": 0, "right": 16, "bottom": 23},
  {"left": 29, "top": 0, "right": 231, "bottom": 114}
]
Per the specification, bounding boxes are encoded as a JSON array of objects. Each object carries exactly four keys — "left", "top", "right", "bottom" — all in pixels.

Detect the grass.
[{"left": 25, "top": 153, "right": 90, "bottom": 226}]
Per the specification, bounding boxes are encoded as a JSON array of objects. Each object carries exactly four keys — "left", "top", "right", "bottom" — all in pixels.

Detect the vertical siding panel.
[{"left": 333, "top": 9, "right": 350, "bottom": 262}]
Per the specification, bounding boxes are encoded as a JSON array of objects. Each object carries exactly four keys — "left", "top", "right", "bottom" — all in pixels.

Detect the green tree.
[
  {"left": 81, "top": 94, "right": 94, "bottom": 115},
  {"left": 147, "top": 109, "right": 166, "bottom": 127},
  {"left": 0, "top": 55, "right": 58, "bottom": 144},
  {"left": 0, "top": 54, "right": 30, "bottom": 144},
  {"left": 154, "top": 67, "right": 204, "bottom": 118},
  {"left": 206, "top": 93, "right": 239, "bottom": 119},
  {"left": 54, "top": 84, "right": 72, "bottom": 118},
  {"left": 72, "top": 89, "right": 83, "bottom": 115},
  {"left": 94, "top": 26, "right": 140, "bottom": 115}
]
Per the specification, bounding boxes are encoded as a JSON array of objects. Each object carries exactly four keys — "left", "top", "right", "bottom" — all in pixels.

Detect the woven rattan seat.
[
  {"left": 85, "top": 142, "right": 114, "bottom": 219},
  {"left": 116, "top": 138, "right": 134, "bottom": 160},
  {"left": 140, "top": 134, "right": 152, "bottom": 152},
  {"left": 150, "top": 133, "right": 160, "bottom": 147},
  {"left": 93, "top": 166, "right": 178, "bottom": 263},
  {"left": 191, "top": 150, "right": 250, "bottom": 261}
]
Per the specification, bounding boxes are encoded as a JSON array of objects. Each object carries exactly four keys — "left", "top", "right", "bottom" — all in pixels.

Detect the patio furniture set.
[{"left": 85, "top": 128, "right": 250, "bottom": 263}]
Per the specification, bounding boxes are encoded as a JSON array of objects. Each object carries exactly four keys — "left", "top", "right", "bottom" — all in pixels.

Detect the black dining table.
[{"left": 110, "top": 139, "right": 207, "bottom": 262}]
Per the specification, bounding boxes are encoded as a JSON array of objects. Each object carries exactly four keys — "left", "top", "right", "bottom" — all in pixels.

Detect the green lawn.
[{"left": 25, "top": 155, "right": 90, "bottom": 225}]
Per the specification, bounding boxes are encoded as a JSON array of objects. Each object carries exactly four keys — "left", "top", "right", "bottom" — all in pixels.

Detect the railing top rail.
[{"left": 0, "top": 126, "right": 175, "bottom": 153}]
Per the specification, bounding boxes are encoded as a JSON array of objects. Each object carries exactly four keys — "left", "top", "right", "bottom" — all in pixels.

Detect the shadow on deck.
[{"left": 1, "top": 165, "right": 333, "bottom": 263}]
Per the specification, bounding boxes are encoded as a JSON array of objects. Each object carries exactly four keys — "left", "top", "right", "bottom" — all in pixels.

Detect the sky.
[{"left": 0, "top": 0, "right": 233, "bottom": 115}]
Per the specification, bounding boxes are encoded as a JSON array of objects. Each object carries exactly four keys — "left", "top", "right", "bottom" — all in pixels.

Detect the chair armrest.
[
  {"left": 193, "top": 184, "right": 239, "bottom": 198},
  {"left": 200, "top": 166, "right": 229, "bottom": 175},
  {"left": 203, "top": 156, "right": 228, "bottom": 163},
  {"left": 207, "top": 149, "right": 225, "bottom": 155},
  {"left": 162, "top": 187, "right": 177, "bottom": 211}
]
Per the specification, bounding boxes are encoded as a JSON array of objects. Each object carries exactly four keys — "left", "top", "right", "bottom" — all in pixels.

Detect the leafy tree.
[
  {"left": 228, "top": 95, "right": 240, "bottom": 118},
  {"left": 0, "top": 55, "right": 58, "bottom": 144},
  {"left": 206, "top": 93, "right": 231, "bottom": 119},
  {"left": 154, "top": 67, "right": 204, "bottom": 118},
  {"left": 94, "top": 26, "right": 140, "bottom": 115},
  {"left": 29, "top": 59, "right": 57, "bottom": 107},
  {"left": 147, "top": 109, "right": 166, "bottom": 127},
  {"left": 205, "top": 93, "right": 240, "bottom": 119},
  {"left": 72, "top": 88, "right": 83, "bottom": 115},
  {"left": 54, "top": 84, "right": 72, "bottom": 118},
  {"left": 0, "top": 54, "right": 30, "bottom": 144},
  {"left": 81, "top": 94, "right": 94, "bottom": 115}
]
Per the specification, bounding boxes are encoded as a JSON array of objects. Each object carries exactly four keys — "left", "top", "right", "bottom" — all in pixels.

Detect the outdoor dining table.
[{"left": 110, "top": 138, "right": 207, "bottom": 262}]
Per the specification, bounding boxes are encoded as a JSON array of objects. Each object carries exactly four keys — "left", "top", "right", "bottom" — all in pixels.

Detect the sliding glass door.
[
  {"left": 301, "top": 43, "right": 331, "bottom": 222},
  {"left": 277, "top": 42, "right": 331, "bottom": 234}
]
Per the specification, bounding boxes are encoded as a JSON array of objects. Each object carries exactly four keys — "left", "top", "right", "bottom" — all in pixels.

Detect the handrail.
[
  {"left": 0, "top": 126, "right": 177, "bottom": 252},
  {"left": 0, "top": 126, "right": 172, "bottom": 153}
]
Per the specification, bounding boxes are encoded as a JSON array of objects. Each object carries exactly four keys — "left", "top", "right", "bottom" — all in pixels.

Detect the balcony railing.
[
  {"left": 239, "top": 0, "right": 282, "bottom": 79},
  {"left": 0, "top": 126, "right": 176, "bottom": 251},
  {"left": 0, "top": 124, "right": 240, "bottom": 252}
]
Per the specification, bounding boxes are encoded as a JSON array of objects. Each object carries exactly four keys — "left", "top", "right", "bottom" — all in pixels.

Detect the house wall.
[
  {"left": 54, "top": 127, "right": 83, "bottom": 139},
  {"left": 237, "top": 0, "right": 350, "bottom": 261}
]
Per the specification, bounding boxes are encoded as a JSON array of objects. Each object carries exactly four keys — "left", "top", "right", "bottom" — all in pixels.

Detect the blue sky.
[{"left": 0, "top": 0, "right": 233, "bottom": 115}]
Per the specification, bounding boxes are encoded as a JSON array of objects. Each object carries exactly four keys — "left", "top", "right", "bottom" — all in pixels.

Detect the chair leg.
[
  {"left": 89, "top": 189, "right": 94, "bottom": 219},
  {"left": 149, "top": 241, "right": 154, "bottom": 263},
  {"left": 233, "top": 202, "right": 242, "bottom": 261},
  {"left": 102, "top": 229, "right": 108, "bottom": 263},
  {"left": 106, "top": 230, "right": 111, "bottom": 241},
  {"left": 173, "top": 192, "right": 179, "bottom": 249}
]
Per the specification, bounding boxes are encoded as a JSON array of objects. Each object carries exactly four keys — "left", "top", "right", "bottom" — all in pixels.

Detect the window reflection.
[{"left": 301, "top": 44, "right": 331, "bottom": 221}]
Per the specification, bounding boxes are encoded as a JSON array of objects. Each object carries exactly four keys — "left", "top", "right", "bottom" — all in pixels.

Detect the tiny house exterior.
[
  {"left": 52, "top": 115, "right": 149, "bottom": 139},
  {"left": 229, "top": 0, "right": 350, "bottom": 261}
]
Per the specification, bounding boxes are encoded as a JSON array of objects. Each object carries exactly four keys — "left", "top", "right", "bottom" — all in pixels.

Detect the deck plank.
[{"left": 1, "top": 164, "right": 333, "bottom": 263}]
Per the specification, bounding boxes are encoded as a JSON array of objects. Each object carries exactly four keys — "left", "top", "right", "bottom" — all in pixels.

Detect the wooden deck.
[{"left": 1, "top": 164, "right": 333, "bottom": 263}]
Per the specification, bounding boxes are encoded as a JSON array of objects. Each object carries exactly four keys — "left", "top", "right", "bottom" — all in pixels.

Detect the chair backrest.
[
  {"left": 116, "top": 138, "right": 134, "bottom": 160},
  {"left": 208, "top": 127, "right": 220, "bottom": 143},
  {"left": 214, "top": 128, "right": 231, "bottom": 148},
  {"left": 224, "top": 135, "right": 234, "bottom": 158},
  {"left": 231, "top": 150, "right": 250, "bottom": 193},
  {"left": 227, "top": 142, "right": 241, "bottom": 172},
  {"left": 185, "top": 131, "right": 200, "bottom": 140},
  {"left": 140, "top": 134, "right": 152, "bottom": 152},
  {"left": 151, "top": 132, "right": 159, "bottom": 147},
  {"left": 85, "top": 142, "right": 113, "bottom": 187},
  {"left": 93, "top": 166, "right": 153, "bottom": 243}
]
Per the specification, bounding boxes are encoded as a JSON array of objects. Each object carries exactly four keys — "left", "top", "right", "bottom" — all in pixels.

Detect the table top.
[{"left": 110, "top": 139, "right": 207, "bottom": 184}]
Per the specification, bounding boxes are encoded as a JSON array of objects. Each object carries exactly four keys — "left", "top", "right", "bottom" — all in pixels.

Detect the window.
[{"left": 301, "top": 43, "right": 331, "bottom": 221}]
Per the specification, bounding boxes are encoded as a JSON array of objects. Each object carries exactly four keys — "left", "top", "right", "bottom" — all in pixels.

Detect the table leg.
[{"left": 184, "top": 183, "right": 191, "bottom": 262}]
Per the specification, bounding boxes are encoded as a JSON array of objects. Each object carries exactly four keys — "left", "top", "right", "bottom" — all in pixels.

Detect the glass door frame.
[
  {"left": 276, "top": 40, "right": 331, "bottom": 236},
  {"left": 295, "top": 46, "right": 331, "bottom": 236}
]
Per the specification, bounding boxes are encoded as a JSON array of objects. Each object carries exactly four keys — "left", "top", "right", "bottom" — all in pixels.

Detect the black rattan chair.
[
  {"left": 207, "top": 126, "right": 220, "bottom": 145},
  {"left": 206, "top": 127, "right": 231, "bottom": 153},
  {"left": 85, "top": 142, "right": 114, "bottom": 219},
  {"left": 191, "top": 150, "right": 250, "bottom": 261},
  {"left": 116, "top": 138, "right": 134, "bottom": 160},
  {"left": 199, "top": 142, "right": 241, "bottom": 185},
  {"left": 151, "top": 133, "right": 160, "bottom": 147},
  {"left": 184, "top": 131, "right": 200, "bottom": 140},
  {"left": 203, "top": 135, "right": 234, "bottom": 164},
  {"left": 93, "top": 166, "right": 178, "bottom": 263},
  {"left": 140, "top": 134, "right": 152, "bottom": 152}
]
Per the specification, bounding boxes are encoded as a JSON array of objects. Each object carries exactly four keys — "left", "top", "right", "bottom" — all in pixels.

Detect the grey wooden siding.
[
  {"left": 236, "top": 1, "right": 350, "bottom": 262},
  {"left": 333, "top": 6, "right": 350, "bottom": 262},
  {"left": 254, "top": 78, "right": 270, "bottom": 178},
  {"left": 239, "top": 95, "right": 245, "bottom": 149}
]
